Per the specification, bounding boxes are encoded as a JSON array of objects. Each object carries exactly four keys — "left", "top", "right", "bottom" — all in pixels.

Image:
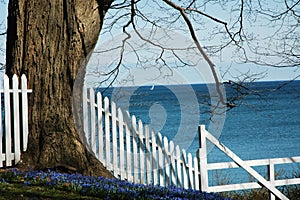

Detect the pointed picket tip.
[
  {"left": 131, "top": 114, "right": 137, "bottom": 123},
  {"left": 169, "top": 141, "right": 174, "bottom": 149},
  {"left": 117, "top": 107, "right": 123, "bottom": 117},
  {"left": 187, "top": 153, "right": 193, "bottom": 160},
  {"left": 12, "top": 74, "right": 19, "bottom": 88},
  {"left": 181, "top": 148, "right": 187, "bottom": 156},
  {"left": 12, "top": 74, "right": 18, "bottom": 81},
  {"left": 97, "top": 91, "right": 102, "bottom": 99},
  {"left": 3, "top": 74, "right": 9, "bottom": 89},
  {"left": 104, "top": 96, "right": 110, "bottom": 103},
  {"left": 21, "top": 74, "right": 27, "bottom": 79}
]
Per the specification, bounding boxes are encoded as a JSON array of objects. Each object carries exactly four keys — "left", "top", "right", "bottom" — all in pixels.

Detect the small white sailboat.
[{"left": 150, "top": 85, "right": 155, "bottom": 90}]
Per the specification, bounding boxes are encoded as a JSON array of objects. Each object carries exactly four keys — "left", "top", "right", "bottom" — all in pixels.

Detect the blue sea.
[{"left": 99, "top": 80, "right": 300, "bottom": 185}]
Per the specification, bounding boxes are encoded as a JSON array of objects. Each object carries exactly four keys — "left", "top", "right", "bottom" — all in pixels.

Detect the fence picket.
[
  {"left": 194, "top": 156, "right": 200, "bottom": 190},
  {"left": 157, "top": 133, "right": 164, "bottom": 186},
  {"left": 118, "top": 108, "right": 125, "bottom": 179},
  {"left": 188, "top": 153, "right": 194, "bottom": 189},
  {"left": 132, "top": 115, "right": 139, "bottom": 183},
  {"left": 82, "top": 85, "right": 88, "bottom": 141},
  {"left": 138, "top": 120, "right": 145, "bottom": 184},
  {"left": 125, "top": 112, "right": 132, "bottom": 182},
  {"left": 12, "top": 75, "right": 21, "bottom": 164},
  {"left": 169, "top": 141, "right": 176, "bottom": 186},
  {"left": 145, "top": 125, "right": 151, "bottom": 184},
  {"left": 21, "top": 75, "right": 29, "bottom": 151},
  {"left": 97, "top": 92, "right": 103, "bottom": 162},
  {"left": 163, "top": 136, "right": 170, "bottom": 186},
  {"left": 151, "top": 129, "right": 158, "bottom": 185},
  {"left": 182, "top": 149, "right": 188, "bottom": 189},
  {"left": 89, "top": 88, "right": 96, "bottom": 153},
  {"left": 4, "top": 75, "right": 12, "bottom": 166},
  {"left": 104, "top": 97, "right": 110, "bottom": 168},
  {"left": 111, "top": 101, "right": 118, "bottom": 177},
  {"left": 176, "top": 145, "right": 182, "bottom": 188}
]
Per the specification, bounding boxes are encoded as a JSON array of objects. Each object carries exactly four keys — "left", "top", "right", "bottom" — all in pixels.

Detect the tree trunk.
[{"left": 6, "top": 0, "right": 113, "bottom": 177}]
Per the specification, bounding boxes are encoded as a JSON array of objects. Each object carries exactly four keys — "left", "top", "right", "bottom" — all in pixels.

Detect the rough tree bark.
[{"left": 5, "top": 0, "right": 113, "bottom": 177}]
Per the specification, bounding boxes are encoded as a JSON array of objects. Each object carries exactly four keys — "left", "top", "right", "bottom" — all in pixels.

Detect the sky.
[{"left": 0, "top": 1, "right": 299, "bottom": 84}]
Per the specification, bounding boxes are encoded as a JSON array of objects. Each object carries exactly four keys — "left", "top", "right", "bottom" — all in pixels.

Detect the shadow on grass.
[{"left": 0, "top": 183, "right": 102, "bottom": 200}]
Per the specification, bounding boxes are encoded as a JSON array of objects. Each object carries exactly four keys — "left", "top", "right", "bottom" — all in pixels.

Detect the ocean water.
[{"left": 99, "top": 80, "right": 300, "bottom": 185}]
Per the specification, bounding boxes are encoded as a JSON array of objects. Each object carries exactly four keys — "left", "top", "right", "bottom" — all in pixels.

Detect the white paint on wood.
[
  {"left": 118, "top": 108, "right": 125, "bottom": 180},
  {"left": 145, "top": 125, "right": 151, "bottom": 185},
  {"left": 12, "top": 75, "right": 21, "bottom": 164},
  {"left": 4, "top": 75, "right": 12, "bottom": 166},
  {"left": 97, "top": 92, "right": 103, "bottom": 162},
  {"left": 82, "top": 85, "right": 88, "bottom": 141},
  {"left": 0, "top": 74, "right": 31, "bottom": 167},
  {"left": 89, "top": 88, "right": 96, "bottom": 153},
  {"left": 111, "top": 101, "right": 118, "bottom": 177},
  {"left": 104, "top": 97, "right": 110, "bottom": 168},
  {"left": 138, "top": 120, "right": 145, "bottom": 184},
  {"left": 21, "top": 75, "right": 29, "bottom": 151},
  {"left": 163, "top": 136, "right": 170, "bottom": 186},
  {"left": 188, "top": 153, "right": 194, "bottom": 189},
  {"left": 169, "top": 141, "right": 176, "bottom": 186},
  {"left": 182, "top": 149, "right": 188, "bottom": 189},
  {"left": 79, "top": 88, "right": 300, "bottom": 198},
  {"left": 201, "top": 125, "right": 289, "bottom": 200},
  {"left": 175, "top": 145, "right": 182, "bottom": 188},
  {"left": 151, "top": 129, "right": 158, "bottom": 185}
]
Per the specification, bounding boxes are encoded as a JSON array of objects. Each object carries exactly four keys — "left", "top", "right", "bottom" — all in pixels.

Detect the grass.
[
  {"left": 0, "top": 168, "right": 231, "bottom": 200},
  {"left": 2, "top": 168, "right": 300, "bottom": 199},
  {"left": 218, "top": 169, "right": 300, "bottom": 200},
  {"left": 0, "top": 182, "right": 102, "bottom": 199}
]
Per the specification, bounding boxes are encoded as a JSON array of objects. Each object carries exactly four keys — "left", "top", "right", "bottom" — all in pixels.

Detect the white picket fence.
[
  {"left": 83, "top": 87, "right": 200, "bottom": 189},
  {"left": 198, "top": 125, "right": 300, "bottom": 200},
  {"left": 83, "top": 87, "right": 300, "bottom": 200},
  {"left": 0, "top": 74, "right": 32, "bottom": 167}
]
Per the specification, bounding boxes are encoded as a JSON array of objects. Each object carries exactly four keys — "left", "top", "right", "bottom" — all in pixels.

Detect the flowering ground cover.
[{"left": 0, "top": 169, "right": 232, "bottom": 199}]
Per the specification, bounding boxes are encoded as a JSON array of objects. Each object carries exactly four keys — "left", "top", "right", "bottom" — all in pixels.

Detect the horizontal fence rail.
[
  {"left": 83, "top": 87, "right": 299, "bottom": 200},
  {"left": 0, "top": 74, "right": 32, "bottom": 167}
]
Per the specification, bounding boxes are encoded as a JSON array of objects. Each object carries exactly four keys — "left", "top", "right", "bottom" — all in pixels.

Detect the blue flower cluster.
[{"left": 1, "top": 169, "right": 232, "bottom": 200}]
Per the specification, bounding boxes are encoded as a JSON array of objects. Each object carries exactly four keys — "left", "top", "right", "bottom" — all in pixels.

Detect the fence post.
[
  {"left": 268, "top": 161, "right": 275, "bottom": 200},
  {"left": 198, "top": 125, "right": 208, "bottom": 192}
]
